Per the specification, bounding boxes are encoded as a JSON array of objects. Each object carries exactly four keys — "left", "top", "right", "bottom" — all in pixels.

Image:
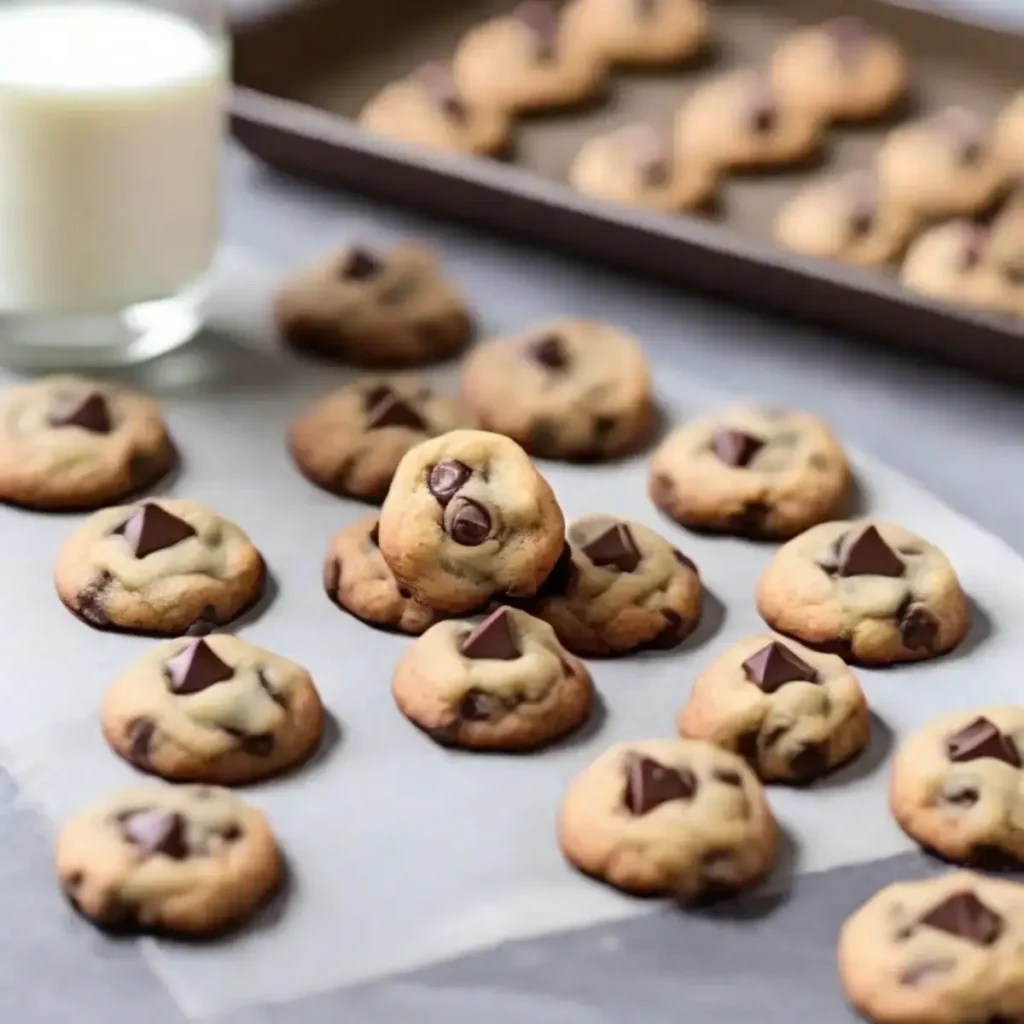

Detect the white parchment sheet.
[{"left": 0, "top": 249, "right": 1018, "bottom": 1017}]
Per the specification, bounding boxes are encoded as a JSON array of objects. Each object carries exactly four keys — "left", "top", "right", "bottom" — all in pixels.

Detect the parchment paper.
[{"left": 0, "top": 248, "right": 1019, "bottom": 1018}]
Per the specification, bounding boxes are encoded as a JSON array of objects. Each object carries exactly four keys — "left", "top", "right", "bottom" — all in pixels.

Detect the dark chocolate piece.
[
  {"left": 741, "top": 641, "right": 817, "bottom": 693},
  {"left": 748, "top": 85, "right": 778, "bottom": 134},
  {"left": 946, "top": 717, "right": 1021, "bottom": 768},
  {"left": 674, "top": 549, "right": 698, "bottom": 574},
  {"left": 712, "top": 429, "right": 764, "bottom": 468},
  {"left": 582, "top": 522, "right": 641, "bottom": 573},
  {"left": 428, "top": 459, "right": 471, "bottom": 506},
  {"left": 646, "top": 609, "right": 690, "bottom": 650},
  {"left": 165, "top": 639, "right": 234, "bottom": 695},
  {"left": 918, "top": 891, "right": 1003, "bottom": 947},
  {"left": 128, "top": 719, "right": 155, "bottom": 768},
  {"left": 117, "top": 504, "right": 196, "bottom": 559},
  {"left": 444, "top": 497, "right": 491, "bottom": 546},
  {"left": 898, "top": 600, "right": 938, "bottom": 652},
  {"left": 834, "top": 525, "right": 905, "bottom": 578},
  {"left": 365, "top": 393, "right": 427, "bottom": 431},
  {"left": 514, "top": 0, "right": 559, "bottom": 61},
  {"left": 48, "top": 391, "right": 112, "bottom": 434},
  {"left": 459, "top": 689, "right": 499, "bottom": 720},
  {"left": 625, "top": 753, "right": 698, "bottom": 815},
  {"left": 123, "top": 809, "right": 188, "bottom": 860},
  {"left": 339, "top": 247, "right": 383, "bottom": 281},
  {"left": 460, "top": 606, "right": 520, "bottom": 660},
  {"left": 417, "top": 62, "right": 467, "bottom": 121},
  {"left": 529, "top": 333, "right": 569, "bottom": 370},
  {"left": 242, "top": 734, "right": 274, "bottom": 757}
]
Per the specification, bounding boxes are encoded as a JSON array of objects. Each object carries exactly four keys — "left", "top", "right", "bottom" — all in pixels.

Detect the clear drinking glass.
[{"left": 0, "top": 0, "right": 227, "bottom": 369}]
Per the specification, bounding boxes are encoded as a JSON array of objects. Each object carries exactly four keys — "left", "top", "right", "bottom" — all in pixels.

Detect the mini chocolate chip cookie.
[
  {"left": 359, "top": 62, "right": 513, "bottom": 156},
  {"left": 392, "top": 605, "right": 593, "bottom": 750},
  {"left": 274, "top": 242, "right": 474, "bottom": 368},
  {"left": 54, "top": 499, "right": 266, "bottom": 635},
  {"left": 453, "top": 0, "right": 608, "bottom": 115},
  {"left": 530, "top": 515, "right": 702, "bottom": 655},
  {"left": 769, "top": 17, "right": 908, "bottom": 123},
  {"left": 755, "top": 520, "right": 969, "bottom": 665},
  {"left": 649, "top": 406, "right": 850, "bottom": 539},
  {"left": 569, "top": 122, "right": 718, "bottom": 213},
  {"left": 323, "top": 514, "right": 440, "bottom": 634},
  {"left": 288, "top": 376, "right": 470, "bottom": 503},
  {"left": 378, "top": 430, "right": 565, "bottom": 613},
  {"left": 838, "top": 873, "right": 1024, "bottom": 1024},
  {"left": 460, "top": 320, "right": 655, "bottom": 461},
  {"left": 558, "top": 738, "right": 777, "bottom": 901},
  {"left": 56, "top": 783, "right": 282, "bottom": 936},
  {"left": 774, "top": 170, "right": 916, "bottom": 267},
  {"left": 677, "top": 633, "right": 870, "bottom": 784},
  {"left": 994, "top": 91, "right": 1024, "bottom": 174},
  {"left": 674, "top": 70, "right": 825, "bottom": 172},
  {"left": 0, "top": 375, "right": 176, "bottom": 511},
  {"left": 101, "top": 636, "right": 325, "bottom": 785},
  {"left": 890, "top": 708, "right": 1024, "bottom": 869}
]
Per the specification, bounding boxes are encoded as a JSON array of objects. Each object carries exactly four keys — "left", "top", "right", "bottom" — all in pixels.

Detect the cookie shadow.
[
  {"left": 682, "top": 586, "right": 727, "bottom": 652},
  {"left": 836, "top": 470, "right": 870, "bottom": 519},
  {"left": 939, "top": 594, "right": 994, "bottom": 663},
  {"left": 811, "top": 709, "right": 894, "bottom": 791},
  {"left": 219, "top": 565, "right": 280, "bottom": 635},
  {"left": 549, "top": 688, "right": 609, "bottom": 752}
]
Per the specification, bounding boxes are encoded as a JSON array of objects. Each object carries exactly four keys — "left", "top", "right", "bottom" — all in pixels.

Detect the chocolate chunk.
[
  {"left": 417, "top": 62, "right": 467, "bottom": 121},
  {"left": 242, "top": 734, "right": 274, "bottom": 757},
  {"left": 747, "top": 86, "right": 778, "bottom": 134},
  {"left": 459, "top": 689, "right": 499, "bottom": 720},
  {"left": 185, "top": 609, "right": 217, "bottom": 638},
  {"left": 622, "top": 124, "right": 671, "bottom": 188},
  {"left": 428, "top": 459, "right": 471, "bottom": 506},
  {"left": 941, "top": 784, "right": 979, "bottom": 807},
  {"left": 582, "top": 522, "right": 641, "bottom": 573},
  {"left": 712, "top": 429, "right": 764, "bottom": 468},
  {"left": 918, "top": 891, "right": 1003, "bottom": 946},
  {"left": 339, "top": 246, "right": 383, "bottom": 281},
  {"left": 529, "top": 333, "right": 569, "bottom": 370},
  {"left": 592, "top": 416, "right": 617, "bottom": 441},
  {"left": 444, "top": 496, "right": 491, "bottom": 546},
  {"left": 847, "top": 178, "right": 877, "bottom": 237},
  {"left": 128, "top": 719, "right": 155, "bottom": 768},
  {"left": 368, "top": 522, "right": 380, "bottom": 547},
  {"left": 363, "top": 384, "right": 393, "bottom": 409},
  {"left": 900, "top": 958, "right": 955, "bottom": 987},
  {"left": 673, "top": 549, "right": 698, "bottom": 574},
  {"left": 946, "top": 717, "right": 1021, "bottom": 767},
  {"left": 165, "top": 639, "right": 234, "bottom": 695},
  {"left": 899, "top": 601, "right": 938, "bottom": 652},
  {"left": 647, "top": 609, "right": 688, "bottom": 650},
  {"left": 713, "top": 768, "right": 743, "bottom": 787},
  {"left": 460, "top": 606, "right": 520, "bottom": 660},
  {"left": 49, "top": 391, "right": 112, "bottom": 434},
  {"left": 116, "top": 503, "right": 196, "bottom": 559},
  {"left": 789, "top": 742, "right": 828, "bottom": 782},
  {"left": 742, "top": 642, "right": 818, "bottom": 694},
  {"left": 514, "top": 0, "right": 559, "bottom": 61},
  {"left": 77, "top": 570, "right": 112, "bottom": 627},
  {"left": 624, "top": 753, "right": 698, "bottom": 815},
  {"left": 535, "top": 542, "right": 577, "bottom": 598},
  {"left": 834, "top": 525, "right": 905, "bottom": 578},
  {"left": 365, "top": 393, "right": 427, "bottom": 431},
  {"left": 123, "top": 809, "right": 188, "bottom": 860}
]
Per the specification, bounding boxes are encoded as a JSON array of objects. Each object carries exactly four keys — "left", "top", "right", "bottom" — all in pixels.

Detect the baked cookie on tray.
[
  {"left": 275, "top": 242, "right": 473, "bottom": 368},
  {"left": 56, "top": 783, "right": 282, "bottom": 936},
  {"left": 54, "top": 499, "right": 266, "bottom": 635},
  {"left": 677, "top": 633, "right": 870, "bottom": 784},
  {"left": 648, "top": 405, "right": 850, "bottom": 539},
  {"left": 558, "top": 738, "right": 777, "bottom": 901},
  {"left": 755, "top": 520, "right": 969, "bottom": 665},
  {"left": 392, "top": 605, "right": 593, "bottom": 750},
  {"left": 0, "top": 375, "right": 176, "bottom": 511}
]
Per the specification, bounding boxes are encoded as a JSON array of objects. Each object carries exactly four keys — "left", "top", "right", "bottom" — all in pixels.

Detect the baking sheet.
[{"left": 0, "top": 246, "right": 1021, "bottom": 1018}]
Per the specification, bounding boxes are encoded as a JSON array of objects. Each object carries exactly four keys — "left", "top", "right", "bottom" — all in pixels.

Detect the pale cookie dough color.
[
  {"left": 770, "top": 16, "right": 908, "bottom": 122},
  {"left": 54, "top": 499, "right": 266, "bottom": 635},
  {"left": 452, "top": 0, "right": 607, "bottom": 115},
  {"left": 890, "top": 708, "right": 1024, "bottom": 869},
  {"left": 838, "top": 873, "right": 1024, "bottom": 1024},
  {"left": 756, "top": 520, "right": 968, "bottom": 665},
  {"left": 274, "top": 242, "right": 474, "bottom": 368},
  {"left": 323, "top": 514, "right": 439, "bottom": 635},
  {"left": 558, "top": 738, "right": 776, "bottom": 901},
  {"left": 392, "top": 605, "right": 593, "bottom": 750},
  {"left": 774, "top": 170, "right": 916, "bottom": 267},
  {"left": 530, "top": 515, "right": 702, "bottom": 655},
  {"left": 0, "top": 375, "right": 176, "bottom": 510},
  {"left": 288, "top": 376, "right": 470, "bottom": 503},
  {"left": 994, "top": 91, "right": 1024, "bottom": 174},
  {"left": 56, "top": 783, "right": 281, "bottom": 936},
  {"left": 460, "top": 320, "right": 654, "bottom": 461},
  {"left": 678, "top": 633, "right": 869, "bottom": 784},
  {"left": 674, "top": 70, "right": 824, "bottom": 172},
  {"left": 378, "top": 430, "right": 565, "bottom": 613},
  {"left": 569, "top": 122, "right": 717, "bottom": 213},
  {"left": 649, "top": 406, "right": 850, "bottom": 539},
  {"left": 358, "top": 63, "right": 512, "bottom": 157},
  {"left": 101, "top": 636, "right": 325, "bottom": 784}
]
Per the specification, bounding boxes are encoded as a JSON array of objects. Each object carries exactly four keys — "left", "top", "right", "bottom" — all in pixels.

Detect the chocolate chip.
[
  {"left": 946, "top": 717, "right": 1021, "bottom": 767},
  {"left": 900, "top": 958, "right": 955, "bottom": 987},
  {"left": 898, "top": 600, "right": 938, "bottom": 652},
  {"left": 647, "top": 609, "right": 689, "bottom": 650},
  {"left": 833, "top": 525, "right": 904, "bottom": 578},
  {"left": 742, "top": 642, "right": 818, "bottom": 693},
  {"left": 529, "top": 333, "right": 569, "bottom": 370},
  {"left": 77, "top": 570, "right": 112, "bottom": 626},
  {"left": 397, "top": 585, "right": 413, "bottom": 599},
  {"left": 185, "top": 609, "right": 217, "bottom": 638},
  {"left": 713, "top": 768, "right": 743, "bottom": 787},
  {"left": 258, "top": 671, "right": 287, "bottom": 708},
  {"left": 116, "top": 503, "right": 196, "bottom": 559},
  {"left": 444, "top": 496, "right": 491, "bottom": 546},
  {"left": 428, "top": 459, "right": 471, "bottom": 506},
  {"left": 747, "top": 85, "right": 778, "bottom": 134},
  {"left": 535, "top": 542, "right": 577, "bottom": 598},
  {"left": 624, "top": 753, "right": 698, "bottom": 815},
  {"left": 848, "top": 192, "right": 876, "bottom": 238},
  {"left": 123, "top": 809, "right": 188, "bottom": 860},
  {"left": 417, "top": 61, "right": 467, "bottom": 121},
  {"left": 222, "top": 824, "right": 242, "bottom": 841},
  {"left": 128, "top": 719, "right": 155, "bottom": 768},
  {"left": 581, "top": 522, "right": 641, "bottom": 573},
  {"left": 763, "top": 725, "right": 789, "bottom": 750},
  {"left": 165, "top": 639, "right": 234, "bottom": 695},
  {"left": 728, "top": 501, "right": 770, "bottom": 535},
  {"left": 514, "top": 0, "right": 558, "bottom": 61},
  {"left": 649, "top": 473, "right": 675, "bottom": 511},
  {"left": 368, "top": 522, "right": 381, "bottom": 547},
  {"left": 673, "top": 549, "right": 698, "bottom": 574},
  {"left": 737, "top": 730, "right": 760, "bottom": 762},
  {"left": 242, "top": 734, "right": 274, "bottom": 757},
  {"left": 365, "top": 393, "right": 427, "bottom": 431},
  {"left": 339, "top": 246, "right": 383, "bottom": 281},
  {"left": 712, "top": 429, "right": 764, "bottom": 468},
  {"left": 49, "top": 391, "right": 112, "bottom": 434},
  {"left": 592, "top": 416, "right": 617, "bottom": 441},
  {"left": 789, "top": 742, "right": 828, "bottom": 783},
  {"left": 941, "top": 784, "right": 979, "bottom": 807},
  {"left": 918, "top": 891, "right": 1003, "bottom": 946},
  {"left": 459, "top": 689, "right": 498, "bottom": 720},
  {"left": 460, "top": 606, "right": 520, "bottom": 660}
]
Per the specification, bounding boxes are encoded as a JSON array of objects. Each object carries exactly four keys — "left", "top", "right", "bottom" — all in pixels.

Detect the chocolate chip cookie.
[
  {"left": 838, "top": 873, "right": 1024, "bottom": 1024},
  {"left": 288, "top": 376, "right": 470, "bottom": 503},
  {"left": 275, "top": 242, "right": 474, "bottom": 368},
  {"left": 677, "top": 633, "right": 870, "bottom": 784},
  {"left": 378, "top": 430, "right": 565, "bottom": 613},
  {"left": 54, "top": 499, "right": 266, "bottom": 635},
  {"left": 101, "top": 636, "right": 325, "bottom": 784},
  {"left": 649, "top": 406, "right": 850, "bottom": 539},
  {"left": 359, "top": 62, "right": 513, "bottom": 156},
  {"left": 460, "top": 320, "right": 655, "bottom": 461},
  {"left": 530, "top": 515, "right": 702, "bottom": 656},
  {"left": 0, "top": 375, "right": 176, "bottom": 511},
  {"left": 323, "top": 513, "right": 440, "bottom": 634},
  {"left": 392, "top": 605, "right": 593, "bottom": 750},
  {"left": 567, "top": 0, "right": 711, "bottom": 67},
  {"left": 756, "top": 520, "right": 969, "bottom": 665},
  {"left": 558, "top": 738, "right": 777, "bottom": 901},
  {"left": 56, "top": 783, "right": 282, "bottom": 935}
]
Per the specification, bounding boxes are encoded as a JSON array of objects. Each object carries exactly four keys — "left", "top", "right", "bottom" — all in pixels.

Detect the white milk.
[{"left": 0, "top": 1, "right": 225, "bottom": 314}]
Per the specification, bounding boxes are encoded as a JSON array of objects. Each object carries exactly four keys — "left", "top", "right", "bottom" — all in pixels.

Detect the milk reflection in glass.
[{"left": 0, "top": 1, "right": 224, "bottom": 317}]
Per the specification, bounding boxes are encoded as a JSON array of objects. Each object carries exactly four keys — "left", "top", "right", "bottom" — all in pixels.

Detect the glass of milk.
[{"left": 0, "top": 0, "right": 226, "bottom": 368}]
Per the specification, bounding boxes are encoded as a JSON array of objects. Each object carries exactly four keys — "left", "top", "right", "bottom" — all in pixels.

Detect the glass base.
[{"left": 0, "top": 278, "right": 208, "bottom": 371}]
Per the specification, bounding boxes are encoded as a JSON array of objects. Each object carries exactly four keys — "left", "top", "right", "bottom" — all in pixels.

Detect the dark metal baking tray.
[{"left": 229, "top": 0, "right": 1024, "bottom": 380}]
